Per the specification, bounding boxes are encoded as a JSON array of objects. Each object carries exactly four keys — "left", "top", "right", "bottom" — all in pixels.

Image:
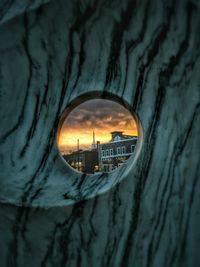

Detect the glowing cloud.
[{"left": 58, "top": 99, "right": 138, "bottom": 153}]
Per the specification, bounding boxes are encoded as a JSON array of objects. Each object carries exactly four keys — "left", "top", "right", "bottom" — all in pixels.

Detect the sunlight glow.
[{"left": 58, "top": 99, "right": 138, "bottom": 154}]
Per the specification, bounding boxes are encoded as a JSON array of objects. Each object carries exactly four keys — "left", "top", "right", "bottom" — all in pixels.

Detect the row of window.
[
  {"left": 102, "top": 149, "right": 113, "bottom": 157},
  {"left": 117, "top": 146, "right": 126, "bottom": 154},
  {"left": 102, "top": 163, "right": 124, "bottom": 172},
  {"left": 101, "top": 145, "right": 135, "bottom": 157}
]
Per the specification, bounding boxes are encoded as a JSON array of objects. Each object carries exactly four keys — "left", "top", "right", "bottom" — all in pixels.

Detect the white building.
[{"left": 98, "top": 131, "right": 138, "bottom": 172}]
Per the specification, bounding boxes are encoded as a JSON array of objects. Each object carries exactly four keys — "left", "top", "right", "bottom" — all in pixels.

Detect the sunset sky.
[{"left": 58, "top": 99, "right": 138, "bottom": 153}]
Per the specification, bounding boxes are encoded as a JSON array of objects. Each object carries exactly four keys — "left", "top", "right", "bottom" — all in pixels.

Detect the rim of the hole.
[{"left": 56, "top": 91, "right": 143, "bottom": 175}]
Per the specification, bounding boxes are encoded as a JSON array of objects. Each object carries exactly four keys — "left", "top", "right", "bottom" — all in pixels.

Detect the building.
[
  {"left": 63, "top": 131, "right": 138, "bottom": 174},
  {"left": 63, "top": 131, "right": 99, "bottom": 174},
  {"left": 98, "top": 131, "right": 138, "bottom": 172},
  {"left": 63, "top": 149, "right": 99, "bottom": 174}
]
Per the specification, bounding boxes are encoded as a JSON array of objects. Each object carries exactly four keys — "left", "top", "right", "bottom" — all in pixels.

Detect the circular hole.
[{"left": 57, "top": 97, "right": 141, "bottom": 174}]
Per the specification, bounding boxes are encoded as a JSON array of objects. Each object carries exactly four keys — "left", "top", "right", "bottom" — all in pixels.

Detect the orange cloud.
[{"left": 58, "top": 99, "right": 138, "bottom": 153}]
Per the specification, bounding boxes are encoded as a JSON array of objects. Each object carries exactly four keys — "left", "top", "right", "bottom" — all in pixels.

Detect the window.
[
  {"left": 114, "top": 135, "right": 121, "bottom": 141},
  {"left": 131, "top": 145, "right": 135, "bottom": 153},
  {"left": 110, "top": 149, "right": 113, "bottom": 156},
  {"left": 117, "top": 147, "right": 121, "bottom": 155},
  {"left": 106, "top": 149, "right": 109, "bottom": 156},
  {"left": 102, "top": 150, "right": 105, "bottom": 157},
  {"left": 122, "top": 146, "right": 126, "bottom": 154}
]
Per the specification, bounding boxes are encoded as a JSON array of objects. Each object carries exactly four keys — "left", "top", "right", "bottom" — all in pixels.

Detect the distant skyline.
[{"left": 58, "top": 99, "right": 138, "bottom": 153}]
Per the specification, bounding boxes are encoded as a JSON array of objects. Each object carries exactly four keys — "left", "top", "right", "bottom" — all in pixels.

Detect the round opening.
[{"left": 57, "top": 97, "right": 141, "bottom": 174}]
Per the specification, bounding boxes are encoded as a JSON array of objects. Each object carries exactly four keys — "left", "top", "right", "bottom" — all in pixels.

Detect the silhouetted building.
[
  {"left": 98, "top": 131, "right": 138, "bottom": 172},
  {"left": 63, "top": 132, "right": 99, "bottom": 174},
  {"left": 63, "top": 149, "right": 98, "bottom": 174}
]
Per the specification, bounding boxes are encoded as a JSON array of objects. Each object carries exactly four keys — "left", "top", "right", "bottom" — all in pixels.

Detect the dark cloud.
[{"left": 63, "top": 99, "right": 135, "bottom": 131}]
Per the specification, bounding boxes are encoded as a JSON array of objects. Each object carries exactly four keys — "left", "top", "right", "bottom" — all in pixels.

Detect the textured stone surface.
[
  {"left": 0, "top": 0, "right": 50, "bottom": 25},
  {"left": 0, "top": 0, "right": 200, "bottom": 266}
]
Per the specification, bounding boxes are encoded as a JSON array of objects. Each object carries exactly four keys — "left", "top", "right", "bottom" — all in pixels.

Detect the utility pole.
[
  {"left": 77, "top": 139, "right": 79, "bottom": 171},
  {"left": 91, "top": 130, "right": 96, "bottom": 150},
  {"left": 93, "top": 130, "right": 95, "bottom": 145}
]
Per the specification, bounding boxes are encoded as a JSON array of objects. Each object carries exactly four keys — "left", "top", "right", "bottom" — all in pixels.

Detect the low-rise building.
[
  {"left": 63, "top": 149, "right": 99, "bottom": 174},
  {"left": 63, "top": 131, "right": 99, "bottom": 174},
  {"left": 98, "top": 131, "right": 138, "bottom": 172}
]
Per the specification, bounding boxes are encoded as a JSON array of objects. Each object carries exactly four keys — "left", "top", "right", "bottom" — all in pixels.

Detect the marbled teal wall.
[{"left": 0, "top": 0, "right": 200, "bottom": 266}]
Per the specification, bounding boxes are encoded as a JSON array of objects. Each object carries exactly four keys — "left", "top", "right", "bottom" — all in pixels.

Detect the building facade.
[
  {"left": 63, "top": 132, "right": 138, "bottom": 174},
  {"left": 63, "top": 149, "right": 99, "bottom": 174},
  {"left": 98, "top": 131, "right": 138, "bottom": 172}
]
